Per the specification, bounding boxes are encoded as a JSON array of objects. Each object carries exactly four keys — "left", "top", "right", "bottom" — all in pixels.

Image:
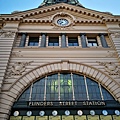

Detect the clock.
[
  {"left": 57, "top": 19, "right": 69, "bottom": 26},
  {"left": 102, "top": 110, "right": 108, "bottom": 116},
  {"left": 115, "top": 110, "right": 120, "bottom": 116},
  {"left": 77, "top": 110, "right": 83, "bottom": 116},
  {"left": 90, "top": 110, "right": 95, "bottom": 116},
  {"left": 65, "top": 110, "right": 70, "bottom": 116},
  {"left": 52, "top": 110, "right": 58, "bottom": 116},
  {"left": 39, "top": 111, "right": 45, "bottom": 116},
  {"left": 13, "top": 111, "right": 19, "bottom": 116},
  {"left": 27, "top": 111, "right": 32, "bottom": 116}
]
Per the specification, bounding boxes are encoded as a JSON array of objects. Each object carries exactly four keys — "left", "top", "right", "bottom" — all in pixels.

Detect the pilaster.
[{"left": 0, "top": 22, "right": 19, "bottom": 92}]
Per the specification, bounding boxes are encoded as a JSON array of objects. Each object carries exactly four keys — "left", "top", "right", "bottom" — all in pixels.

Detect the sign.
[{"left": 28, "top": 101, "right": 106, "bottom": 107}]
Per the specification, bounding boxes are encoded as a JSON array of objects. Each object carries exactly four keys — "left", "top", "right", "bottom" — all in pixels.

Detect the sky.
[{"left": 0, "top": 0, "right": 120, "bottom": 15}]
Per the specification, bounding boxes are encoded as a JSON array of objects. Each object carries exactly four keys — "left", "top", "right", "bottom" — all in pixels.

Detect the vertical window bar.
[
  {"left": 29, "top": 83, "right": 33, "bottom": 101},
  {"left": 71, "top": 73, "right": 75, "bottom": 100},
  {"left": 44, "top": 76, "right": 47, "bottom": 101},
  {"left": 84, "top": 75, "right": 89, "bottom": 100},
  {"left": 99, "top": 83, "right": 104, "bottom": 100},
  {"left": 58, "top": 73, "right": 60, "bottom": 100}
]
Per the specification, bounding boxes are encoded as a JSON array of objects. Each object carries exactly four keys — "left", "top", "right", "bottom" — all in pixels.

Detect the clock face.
[
  {"left": 13, "top": 111, "right": 19, "bottom": 116},
  {"left": 57, "top": 19, "right": 69, "bottom": 26},
  {"left": 90, "top": 110, "right": 95, "bottom": 116},
  {"left": 115, "top": 110, "right": 120, "bottom": 116},
  {"left": 27, "top": 111, "right": 32, "bottom": 116},
  {"left": 39, "top": 111, "right": 45, "bottom": 116},
  {"left": 102, "top": 110, "right": 108, "bottom": 116},
  {"left": 77, "top": 110, "right": 83, "bottom": 116},
  {"left": 65, "top": 110, "right": 70, "bottom": 116},
  {"left": 52, "top": 110, "right": 58, "bottom": 116}
]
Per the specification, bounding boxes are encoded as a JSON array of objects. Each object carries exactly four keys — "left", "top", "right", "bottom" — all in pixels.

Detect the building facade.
[{"left": 0, "top": 0, "right": 120, "bottom": 120}]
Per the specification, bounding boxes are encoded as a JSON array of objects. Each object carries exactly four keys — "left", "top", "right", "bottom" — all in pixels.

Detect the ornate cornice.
[
  {"left": 2, "top": 17, "right": 23, "bottom": 21},
  {"left": 1, "top": 3, "right": 120, "bottom": 24},
  {"left": 102, "top": 18, "right": 120, "bottom": 22},
  {"left": 1, "top": 3, "right": 112, "bottom": 19}
]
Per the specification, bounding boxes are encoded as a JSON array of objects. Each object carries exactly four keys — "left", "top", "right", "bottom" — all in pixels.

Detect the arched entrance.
[
  {"left": 8, "top": 61, "right": 120, "bottom": 120},
  {"left": 10, "top": 73, "right": 120, "bottom": 120}
]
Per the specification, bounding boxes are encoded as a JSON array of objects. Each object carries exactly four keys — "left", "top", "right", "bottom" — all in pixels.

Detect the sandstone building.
[{"left": 0, "top": 0, "right": 120, "bottom": 120}]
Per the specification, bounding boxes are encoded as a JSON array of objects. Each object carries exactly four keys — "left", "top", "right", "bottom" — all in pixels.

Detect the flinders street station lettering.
[{"left": 28, "top": 101, "right": 106, "bottom": 107}]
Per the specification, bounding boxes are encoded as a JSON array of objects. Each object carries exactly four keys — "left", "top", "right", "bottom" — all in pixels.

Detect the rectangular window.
[
  {"left": 28, "top": 37, "right": 39, "bottom": 46},
  {"left": 68, "top": 37, "right": 78, "bottom": 46},
  {"left": 48, "top": 37, "right": 59, "bottom": 46},
  {"left": 87, "top": 38, "right": 98, "bottom": 47}
]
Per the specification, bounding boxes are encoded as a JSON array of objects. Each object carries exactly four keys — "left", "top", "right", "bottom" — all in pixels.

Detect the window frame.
[{"left": 28, "top": 37, "right": 39, "bottom": 46}]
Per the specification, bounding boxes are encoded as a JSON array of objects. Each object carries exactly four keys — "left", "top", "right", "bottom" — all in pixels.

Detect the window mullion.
[
  {"left": 44, "top": 76, "right": 47, "bottom": 101},
  {"left": 58, "top": 73, "right": 60, "bottom": 100},
  {"left": 71, "top": 73, "right": 75, "bottom": 100},
  {"left": 99, "top": 83, "right": 104, "bottom": 100},
  {"left": 29, "top": 83, "right": 33, "bottom": 101},
  {"left": 84, "top": 75, "right": 89, "bottom": 100}
]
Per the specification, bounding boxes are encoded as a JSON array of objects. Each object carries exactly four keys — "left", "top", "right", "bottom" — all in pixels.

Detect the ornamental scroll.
[
  {"left": 97, "top": 61, "right": 120, "bottom": 77},
  {"left": 111, "top": 32, "right": 120, "bottom": 38},
  {"left": 7, "top": 61, "right": 33, "bottom": 78}
]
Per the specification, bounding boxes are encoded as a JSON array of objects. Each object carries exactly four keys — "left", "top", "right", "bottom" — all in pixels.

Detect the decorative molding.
[
  {"left": 52, "top": 25, "right": 75, "bottom": 30},
  {"left": 19, "top": 3, "right": 104, "bottom": 19},
  {"left": 12, "top": 51, "right": 23, "bottom": 57},
  {"left": 106, "top": 51, "right": 117, "bottom": 57},
  {"left": 111, "top": 32, "right": 120, "bottom": 38},
  {"left": 6, "top": 61, "right": 33, "bottom": 78},
  {"left": 97, "top": 61, "right": 120, "bottom": 77},
  {"left": 51, "top": 12, "right": 75, "bottom": 29},
  {"left": 0, "top": 30, "right": 16, "bottom": 38}
]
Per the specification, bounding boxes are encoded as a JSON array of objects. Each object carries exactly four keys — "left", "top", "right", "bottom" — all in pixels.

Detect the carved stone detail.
[
  {"left": 97, "top": 61, "right": 120, "bottom": 77},
  {"left": 106, "top": 51, "right": 117, "bottom": 57},
  {"left": 0, "top": 30, "right": 16, "bottom": 38},
  {"left": 12, "top": 51, "right": 23, "bottom": 57},
  {"left": 7, "top": 61, "right": 33, "bottom": 77},
  {"left": 51, "top": 12, "right": 75, "bottom": 29},
  {"left": 111, "top": 32, "right": 120, "bottom": 38}
]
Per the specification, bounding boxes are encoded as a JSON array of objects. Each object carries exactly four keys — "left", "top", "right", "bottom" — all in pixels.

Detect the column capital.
[
  {"left": 20, "top": 32, "right": 27, "bottom": 35},
  {"left": 61, "top": 33, "right": 66, "bottom": 36},
  {"left": 99, "top": 33, "right": 108, "bottom": 36},
  {"left": 41, "top": 33, "right": 47, "bottom": 36},
  {"left": 80, "top": 33, "right": 86, "bottom": 36}
]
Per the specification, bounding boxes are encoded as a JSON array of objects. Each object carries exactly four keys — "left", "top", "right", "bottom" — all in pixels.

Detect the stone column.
[
  {"left": 80, "top": 33, "right": 87, "bottom": 48},
  {"left": 99, "top": 34, "right": 108, "bottom": 48},
  {"left": 40, "top": 33, "right": 46, "bottom": 47},
  {"left": 19, "top": 33, "right": 27, "bottom": 47},
  {"left": 61, "top": 33, "right": 67, "bottom": 48}
]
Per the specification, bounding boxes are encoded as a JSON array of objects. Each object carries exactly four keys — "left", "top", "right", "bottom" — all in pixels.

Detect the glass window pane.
[
  {"left": 68, "top": 37, "right": 78, "bottom": 46},
  {"left": 48, "top": 37, "right": 59, "bottom": 46},
  {"left": 86, "top": 78, "right": 102, "bottom": 100},
  {"left": 28, "top": 37, "right": 39, "bottom": 46},
  {"left": 17, "top": 73, "right": 115, "bottom": 102}
]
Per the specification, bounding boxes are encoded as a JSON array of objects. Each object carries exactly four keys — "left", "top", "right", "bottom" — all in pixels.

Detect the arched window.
[{"left": 18, "top": 73, "right": 114, "bottom": 101}]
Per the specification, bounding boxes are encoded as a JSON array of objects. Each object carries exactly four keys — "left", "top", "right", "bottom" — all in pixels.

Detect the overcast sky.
[{"left": 0, "top": 0, "right": 120, "bottom": 15}]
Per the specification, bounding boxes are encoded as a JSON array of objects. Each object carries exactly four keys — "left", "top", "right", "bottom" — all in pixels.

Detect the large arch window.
[{"left": 18, "top": 73, "right": 114, "bottom": 101}]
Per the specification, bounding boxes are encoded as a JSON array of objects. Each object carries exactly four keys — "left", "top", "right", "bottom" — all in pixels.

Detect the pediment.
[{"left": 1, "top": 3, "right": 120, "bottom": 23}]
